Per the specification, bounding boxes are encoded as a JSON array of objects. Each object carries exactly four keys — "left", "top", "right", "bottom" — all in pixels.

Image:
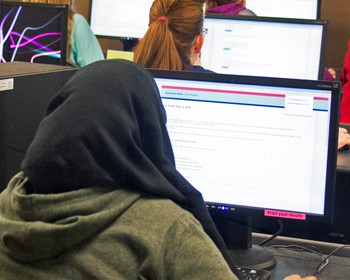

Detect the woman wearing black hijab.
[{"left": 0, "top": 60, "right": 239, "bottom": 279}]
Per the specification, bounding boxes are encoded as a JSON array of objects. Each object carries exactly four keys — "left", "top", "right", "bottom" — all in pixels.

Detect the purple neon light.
[
  {"left": 9, "top": 31, "right": 61, "bottom": 51},
  {"left": 1, "top": 5, "right": 63, "bottom": 63}
]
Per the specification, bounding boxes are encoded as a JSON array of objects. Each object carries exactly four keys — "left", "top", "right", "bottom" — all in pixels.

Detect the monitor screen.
[
  {"left": 0, "top": 1, "right": 68, "bottom": 65},
  {"left": 246, "top": 0, "right": 320, "bottom": 19},
  {"left": 149, "top": 69, "right": 340, "bottom": 268},
  {"left": 90, "top": 0, "right": 154, "bottom": 40},
  {"left": 201, "top": 15, "right": 326, "bottom": 80}
]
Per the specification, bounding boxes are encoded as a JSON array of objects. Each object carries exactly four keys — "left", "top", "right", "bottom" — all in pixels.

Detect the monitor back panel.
[{"left": 0, "top": 62, "right": 78, "bottom": 189}]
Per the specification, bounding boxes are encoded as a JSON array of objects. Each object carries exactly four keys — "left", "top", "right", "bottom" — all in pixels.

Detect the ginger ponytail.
[
  {"left": 134, "top": 0, "right": 205, "bottom": 71},
  {"left": 134, "top": 17, "right": 183, "bottom": 70}
]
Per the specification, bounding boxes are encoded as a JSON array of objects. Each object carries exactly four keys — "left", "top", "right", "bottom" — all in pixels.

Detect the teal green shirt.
[{"left": 70, "top": 14, "right": 105, "bottom": 67}]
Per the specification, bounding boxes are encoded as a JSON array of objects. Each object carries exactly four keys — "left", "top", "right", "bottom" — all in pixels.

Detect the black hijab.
[{"left": 21, "top": 59, "right": 238, "bottom": 275}]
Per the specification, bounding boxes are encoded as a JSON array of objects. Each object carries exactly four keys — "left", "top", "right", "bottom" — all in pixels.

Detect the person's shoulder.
[
  {"left": 189, "top": 65, "right": 215, "bottom": 73},
  {"left": 126, "top": 195, "right": 203, "bottom": 232},
  {"left": 238, "top": 8, "right": 257, "bottom": 16},
  {"left": 72, "top": 13, "right": 94, "bottom": 36},
  {"left": 133, "top": 196, "right": 194, "bottom": 221},
  {"left": 73, "top": 13, "right": 88, "bottom": 25}
]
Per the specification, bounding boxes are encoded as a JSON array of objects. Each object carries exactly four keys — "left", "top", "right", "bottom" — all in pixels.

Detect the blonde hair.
[
  {"left": 19, "top": 0, "right": 75, "bottom": 63},
  {"left": 134, "top": 0, "right": 205, "bottom": 71}
]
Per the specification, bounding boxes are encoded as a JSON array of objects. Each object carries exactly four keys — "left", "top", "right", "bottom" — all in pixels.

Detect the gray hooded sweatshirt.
[{"left": 0, "top": 172, "right": 238, "bottom": 280}]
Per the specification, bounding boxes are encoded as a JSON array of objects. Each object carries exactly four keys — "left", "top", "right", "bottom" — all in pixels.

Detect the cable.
[
  {"left": 271, "top": 242, "right": 350, "bottom": 277},
  {"left": 312, "top": 244, "right": 350, "bottom": 275},
  {"left": 270, "top": 244, "right": 325, "bottom": 258},
  {"left": 270, "top": 243, "right": 327, "bottom": 278},
  {"left": 259, "top": 218, "right": 284, "bottom": 246}
]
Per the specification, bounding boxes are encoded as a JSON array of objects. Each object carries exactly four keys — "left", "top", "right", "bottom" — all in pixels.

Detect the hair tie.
[{"left": 159, "top": 16, "right": 169, "bottom": 24}]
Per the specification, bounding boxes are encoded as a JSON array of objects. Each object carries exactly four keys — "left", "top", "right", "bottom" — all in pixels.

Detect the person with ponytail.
[
  {"left": 133, "top": 0, "right": 210, "bottom": 72},
  {"left": 19, "top": 0, "right": 104, "bottom": 67}
]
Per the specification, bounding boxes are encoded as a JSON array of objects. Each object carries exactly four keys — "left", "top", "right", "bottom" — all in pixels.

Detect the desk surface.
[
  {"left": 253, "top": 233, "right": 350, "bottom": 280},
  {"left": 271, "top": 247, "right": 350, "bottom": 280}
]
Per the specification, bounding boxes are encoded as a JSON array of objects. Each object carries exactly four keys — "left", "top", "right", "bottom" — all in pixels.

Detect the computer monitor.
[
  {"left": 246, "top": 0, "right": 321, "bottom": 19},
  {"left": 201, "top": 14, "right": 327, "bottom": 80},
  {"left": 90, "top": 0, "right": 153, "bottom": 40},
  {"left": 149, "top": 69, "right": 340, "bottom": 270},
  {"left": 0, "top": 1, "right": 69, "bottom": 65}
]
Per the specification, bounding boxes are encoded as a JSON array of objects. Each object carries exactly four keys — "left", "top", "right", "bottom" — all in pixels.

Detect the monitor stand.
[
  {"left": 228, "top": 244, "right": 276, "bottom": 271},
  {"left": 211, "top": 211, "right": 276, "bottom": 271},
  {"left": 122, "top": 38, "right": 139, "bottom": 52}
]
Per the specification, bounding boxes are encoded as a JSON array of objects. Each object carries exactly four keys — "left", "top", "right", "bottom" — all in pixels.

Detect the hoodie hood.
[{"left": 0, "top": 172, "right": 140, "bottom": 263}]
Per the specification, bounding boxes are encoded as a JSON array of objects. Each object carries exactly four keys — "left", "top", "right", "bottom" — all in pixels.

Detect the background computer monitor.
[
  {"left": 246, "top": 0, "right": 321, "bottom": 19},
  {"left": 90, "top": 0, "right": 153, "bottom": 40},
  {"left": 201, "top": 14, "right": 327, "bottom": 80},
  {"left": 149, "top": 69, "right": 340, "bottom": 270},
  {"left": 0, "top": 1, "right": 69, "bottom": 65}
]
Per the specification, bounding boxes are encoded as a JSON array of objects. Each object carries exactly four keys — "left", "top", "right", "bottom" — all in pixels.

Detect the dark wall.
[{"left": 321, "top": 0, "right": 350, "bottom": 70}]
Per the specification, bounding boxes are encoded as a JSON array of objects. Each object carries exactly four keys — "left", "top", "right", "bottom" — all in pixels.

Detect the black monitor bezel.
[
  {"left": 0, "top": 1, "right": 69, "bottom": 65},
  {"left": 149, "top": 68, "right": 340, "bottom": 223},
  {"left": 317, "top": 0, "right": 322, "bottom": 19},
  {"left": 203, "top": 13, "right": 328, "bottom": 81}
]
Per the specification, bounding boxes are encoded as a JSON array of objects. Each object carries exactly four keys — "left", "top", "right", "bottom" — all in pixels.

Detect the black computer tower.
[{"left": 0, "top": 62, "right": 78, "bottom": 190}]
